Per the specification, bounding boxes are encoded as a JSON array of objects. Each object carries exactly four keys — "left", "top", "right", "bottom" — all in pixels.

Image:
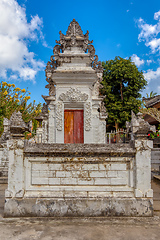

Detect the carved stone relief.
[
  {"left": 56, "top": 102, "right": 63, "bottom": 131},
  {"left": 66, "top": 19, "right": 84, "bottom": 37},
  {"left": 92, "top": 80, "right": 101, "bottom": 98},
  {"left": 100, "top": 102, "right": 108, "bottom": 118},
  {"left": 59, "top": 88, "right": 88, "bottom": 102},
  {"left": 85, "top": 102, "right": 91, "bottom": 131},
  {"left": 45, "top": 82, "right": 56, "bottom": 96}
]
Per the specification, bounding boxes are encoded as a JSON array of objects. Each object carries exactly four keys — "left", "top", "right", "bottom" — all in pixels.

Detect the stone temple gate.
[
  {"left": 2, "top": 20, "right": 153, "bottom": 217},
  {"left": 36, "top": 19, "right": 107, "bottom": 144}
]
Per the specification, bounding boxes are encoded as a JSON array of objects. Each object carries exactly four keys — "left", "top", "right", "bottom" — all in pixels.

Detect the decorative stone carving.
[
  {"left": 15, "top": 189, "right": 24, "bottom": 198},
  {"left": 45, "top": 60, "right": 57, "bottom": 79},
  {"left": 92, "top": 80, "right": 103, "bottom": 98},
  {"left": 85, "top": 102, "right": 91, "bottom": 131},
  {"left": 59, "top": 88, "right": 88, "bottom": 102},
  {"left": 9, "top": 111, "right": 28, "bottom": 138},
  {"left": 127, "top": 111, "right": 153, "bottom": 140},
  {"left": 66, "top": 19, "right": 84, "bottom": 37},
  {"left": 92, "top": 55, "right": 103, "bottom": 73},
  {"left": 53, "top": 45, "right": 62, "bottom": 58},
  {"left": 83, "top": 31, "right": 93, "bottom": 52},
  {"left": 87, "top": 44, "right": 95, "bottom": 61},
  {"left": 45, "top": 82, "right": 56, "bottom": 96},
  {"left": 134, "top": 112, "right": 151, "bottom": 139},
  {"left": 56, "top": 102, "right": 63, "bottom": 131},
  {"left": 99, "top": 102, "right": 108, "bottom": 119},
  {"left": 87, "top": 46, "right": 103, "bottom": 73},
  {"left": 10, "top": 111, "right": 26, "bottom": 128},
  {"left": 42, "top": 103, "right": 48, "bottom": 114}
]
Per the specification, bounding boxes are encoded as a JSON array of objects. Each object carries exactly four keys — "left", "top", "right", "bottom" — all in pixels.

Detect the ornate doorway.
[{"left": 64, "top": 110, "right": 84, "bottom": 143}]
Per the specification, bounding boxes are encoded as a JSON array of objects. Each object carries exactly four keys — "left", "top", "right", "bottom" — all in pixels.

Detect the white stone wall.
[
  {"left": 24, "top": 156, "right": 134, "bottom": 198},
  {"left": 4, "top": 141, "right": 153, "bottom": 217}
]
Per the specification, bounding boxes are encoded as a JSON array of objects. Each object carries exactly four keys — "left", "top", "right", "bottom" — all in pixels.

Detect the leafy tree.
[
  {"left": 101, "top": 56, "right": 147, "bottom": 130},
  {"left": 0, "top": 81, "right": 41, "bottom": 136}
]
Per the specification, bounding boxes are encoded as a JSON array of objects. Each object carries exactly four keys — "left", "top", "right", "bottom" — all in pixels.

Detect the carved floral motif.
[
  {"left": 85, "top": 102, "right": 91, "bottom": 131},
  {"left": 66, "top": 19, "right": 84, "bottom": 37},
  {"left": 59, "top": 88, "right": 88, "bottom": 102},
  {"left": 56, "top": 102, "right": 63, "bottom": 131}
]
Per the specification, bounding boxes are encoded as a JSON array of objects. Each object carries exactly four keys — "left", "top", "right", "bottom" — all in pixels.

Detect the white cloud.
[
  {"left": 146, "top": 38, "right": 160, "bottom": 52},
  {"left": 144, "top": 67, "right": 160, "bottom": 83},
  {"left": 0, "top": 0, "right": 45, "bottom": 81},
  {"left": 138, "top": 11, "right": 160, "bottom": 53},
  {"left": 131, "top": 54, "right": 144, "bottom": 67},
  {"left": 146, "top": 59, "right": 152, "bottom": 64},
  {"left": 154, "top": 10, "right": 160, "bottom": 20},
  {"left": 138, "top": 19, "right": 157, "bottom": 41}
]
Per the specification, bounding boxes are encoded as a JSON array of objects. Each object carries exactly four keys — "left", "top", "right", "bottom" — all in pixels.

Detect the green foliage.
[
  {"left": 148, "top": 125, "right": 160, "bottom": 139},
  {"left": 0, "top": 81, "right": 42, "bottom": 136},
  {"left": 146, "top": 91, "right": 157, "bottom": 98},
  {"left": 101, "top": 56, "right": 147, "bottom": 130}
]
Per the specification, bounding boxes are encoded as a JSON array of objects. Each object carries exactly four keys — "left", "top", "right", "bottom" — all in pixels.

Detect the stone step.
[
  {"left": 0, "top": 170, "right": 8, "bottom": 173},
  {"left": 0, "top": 167, "right": 8, "bottom": 171},
  {"left": 0, "top": 177, "right": 8, "bottom": 184},
  {"left": 0, "top": 167, "right": 8, "bottom": 170}
]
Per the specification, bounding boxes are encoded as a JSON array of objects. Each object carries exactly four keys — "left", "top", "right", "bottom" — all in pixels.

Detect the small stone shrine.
[
  {"left": 3, "top": 20, "right": 153, "bottom": 217},
  {"left": 36, "top": 19, "right": 107, "bottom": 144}
]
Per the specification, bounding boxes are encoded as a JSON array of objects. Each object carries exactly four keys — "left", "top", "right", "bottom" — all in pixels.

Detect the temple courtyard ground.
[{"left": 0, "top": 181, "right": 160, "bottom": 240}]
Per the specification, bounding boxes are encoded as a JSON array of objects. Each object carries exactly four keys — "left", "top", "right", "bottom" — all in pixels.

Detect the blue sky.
[{"left": 0, "top": 0, "right": 160, "bottom": 104}]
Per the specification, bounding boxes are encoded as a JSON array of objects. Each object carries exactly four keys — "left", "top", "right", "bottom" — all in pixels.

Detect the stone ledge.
[
  {"left": 0, "top": 177, "right": 8, "bottom": 184},
  {"left": 24, "top": 143, "right": 135, "bottom": 157},
  {"left": 4, "top": 198, "right": 153, "bottom": 217}
]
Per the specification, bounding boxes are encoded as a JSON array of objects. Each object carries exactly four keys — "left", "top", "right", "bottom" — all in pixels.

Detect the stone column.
[
  {"left": 5, "top": 139, "right": 25, "bottom": 198},
  {"left": 42, "top": 120, "right": 48, "bottom": 143},
  {"left": 55, "top": 101, "right": 64, "bottom": 143},
  {"left": 48, "top": 101, "right": 56, "bottom": 143},
  {"left": 4, "top": 111, "right": 28, "bottom": 199},
  {"left": 128, "top": 111, "right": 154, "bottom": 198},
  {"left": 134, "top": 138, "right": 153, "bottom": 198}
]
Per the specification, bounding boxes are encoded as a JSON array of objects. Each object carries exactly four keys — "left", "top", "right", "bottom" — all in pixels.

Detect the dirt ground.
[{"left": 0, "top": 181, "right": 160, "bottom": 240}]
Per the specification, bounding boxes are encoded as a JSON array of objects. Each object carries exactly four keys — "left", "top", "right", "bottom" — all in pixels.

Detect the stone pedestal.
[
  {"left": 134, "top": 139, "right": 153, "bottom": 198},
  {"left": 4, "top": 143, "right": 153, "bottom": 217}
]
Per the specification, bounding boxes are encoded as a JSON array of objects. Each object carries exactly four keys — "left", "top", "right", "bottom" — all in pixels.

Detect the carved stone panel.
[
  {"left": 56, "top": 102, "right": 63, "bottom": 131},
  {"left": 85, "top": 102, "right": 91, "bottom": 131},
  {"left": 59, "top": 88, "right": 88, "bottom": 102}
]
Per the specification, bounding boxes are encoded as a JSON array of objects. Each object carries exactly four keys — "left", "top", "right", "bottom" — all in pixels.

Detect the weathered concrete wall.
[
  {"left": 151, "top": 148, "right": 160, "bottom": 171},
  {"left": 4, "top": 142, "right": 153, "bottom": 217},
  {"left": 25, "top": 155, "right": 134, "bottom": 198}
]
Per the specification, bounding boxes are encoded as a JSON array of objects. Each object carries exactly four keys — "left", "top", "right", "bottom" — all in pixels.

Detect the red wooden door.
[{"left": 64, "top": 110, "right": 84, "bottom": 143}]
